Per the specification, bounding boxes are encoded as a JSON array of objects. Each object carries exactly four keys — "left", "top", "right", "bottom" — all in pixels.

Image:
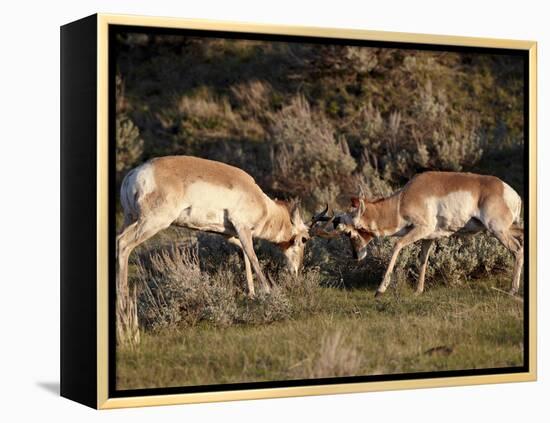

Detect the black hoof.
[{"left": 374, "top": 291, "right": 383, "bottom": 298}]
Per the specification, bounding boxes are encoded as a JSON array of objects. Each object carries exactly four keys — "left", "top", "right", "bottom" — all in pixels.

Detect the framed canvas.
[{"left": 60, "top": 13, "right": 537, "bottom": 409}]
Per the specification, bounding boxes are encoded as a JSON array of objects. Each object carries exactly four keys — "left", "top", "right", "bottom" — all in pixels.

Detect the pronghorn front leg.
[
  {"left": 230, "top": 221, "right": 271, "bottom": 294},
  {"left": 227, "top": 236, "right": 255, "bottom": 297},
  {"left": 376, "top": 225, "right": 433, "bottom": 297}
]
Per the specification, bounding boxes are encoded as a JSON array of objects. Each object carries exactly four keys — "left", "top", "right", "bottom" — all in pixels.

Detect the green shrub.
[
  {"left": 237, "top": 288, "right": 292, "bottom": 324},
  {"left": 116, "top": 116, "right": 144, "bottom": 183},
  {"left": 135, "top": 245, "right": 238, "bottom": 329},
  {"left": 135, "top": 238, "right": 314, "bottom": 330},
  {"left": 270, "top": 95, "right": 356, "bottom": 209}
]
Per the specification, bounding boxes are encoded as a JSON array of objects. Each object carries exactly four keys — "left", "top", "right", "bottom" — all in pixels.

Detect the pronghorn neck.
[
  {"left": 360, "top": 192, "right": 404, "bottom": 237},
  {"left": 256, "top": 197, "right": 294, "bottom": 243}
]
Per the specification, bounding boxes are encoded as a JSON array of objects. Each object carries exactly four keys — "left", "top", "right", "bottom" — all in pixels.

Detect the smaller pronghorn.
[
  {"left": 312, "top": 171, "right": 523, "bottom": 297},
  {"left": 117, "top": 156, "right": 323, "bottom": 344}
]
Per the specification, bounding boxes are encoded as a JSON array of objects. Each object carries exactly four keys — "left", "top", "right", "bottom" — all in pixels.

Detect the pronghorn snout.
[
  {"left": 355, "top": 245, "right": 368, "bottom": 261},
  {"left": 282, "top": 243, "right": 304, "bottom": 277},
  {"left": 332, "top": 215, "right": 352, "bottom": 231}
]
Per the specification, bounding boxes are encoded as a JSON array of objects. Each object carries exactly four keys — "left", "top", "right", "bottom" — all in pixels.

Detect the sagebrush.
[
  {"left": 115, "top": 35, "right": 524, "bottom": 211},
  {"left": 132, "top": 230, "right": 518, "bottom": 332}
]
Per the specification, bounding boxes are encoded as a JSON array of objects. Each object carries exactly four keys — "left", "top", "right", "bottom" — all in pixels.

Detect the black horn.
[{"left": 310, "top": 204, "right": 331, "bottom": 226}]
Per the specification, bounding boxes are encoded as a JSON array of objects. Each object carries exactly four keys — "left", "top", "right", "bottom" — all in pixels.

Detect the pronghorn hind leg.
[
  {"left": 116, "top": 222, "right": 141, "bottom": 346},
  {"left": 230, "top": 221, "right": 271, "bottom": 294},
  {"left": 121, "top": 212, "right": 133, "bottom": 231},
  {"left": 416, "top": 239, "right": 435, "bottom": 295},
  {"left": 376, "top": 225, "right": 433, "bottom": 297},
  {"left": 116, "top": 215, "right": 173, "bottom": 345},
  {"left": 227, "top": 236, "right": 255, "bottom": 297},
  {"left": 490, "top": 229, "right": 523, "bottom": 295}
]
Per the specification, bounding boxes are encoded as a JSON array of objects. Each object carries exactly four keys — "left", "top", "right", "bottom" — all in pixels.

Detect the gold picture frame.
[{"left": 60, "top": 13, "right": 537, "bottom": 409}]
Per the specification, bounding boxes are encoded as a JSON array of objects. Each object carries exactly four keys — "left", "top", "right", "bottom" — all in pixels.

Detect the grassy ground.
[{"left": 117, "top": 274, "right": 523, "bottom": 390}]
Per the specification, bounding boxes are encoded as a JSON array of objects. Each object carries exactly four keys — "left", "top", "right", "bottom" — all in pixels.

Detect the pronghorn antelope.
[
  {"left": 313, "top": 171, "right": 523, "bottom": 297},
  {"left": 117, "top": 155, "right": 321, "bottom": 344}
]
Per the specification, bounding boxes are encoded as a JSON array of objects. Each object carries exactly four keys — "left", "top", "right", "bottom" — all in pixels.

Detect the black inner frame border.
[{"left": 108, "top": 23, "right": 530, "bottom": 399}]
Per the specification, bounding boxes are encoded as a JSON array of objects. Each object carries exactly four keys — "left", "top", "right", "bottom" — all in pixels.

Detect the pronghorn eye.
[{"left": 301, "top": 236, "right": 308, "bottom": 243}]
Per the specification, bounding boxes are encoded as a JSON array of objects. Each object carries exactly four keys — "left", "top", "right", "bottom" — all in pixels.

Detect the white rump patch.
[
  {"left": 502, "top": 182, "right": 522, "bottom": 223},
  {"left": 134, "top": 163, "right": 157, "bottom": 197},
  {"left": 120, "top": 163, "right": 157, "bottom": 217}
]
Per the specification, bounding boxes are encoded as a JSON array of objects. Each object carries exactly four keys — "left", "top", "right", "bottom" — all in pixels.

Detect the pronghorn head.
[
  {"left": 310, "top": 198, "right": 373, "bottom": 261},
  {"left": 339, "top": 197, "right": 374, "bottom": 260},
  {"left": 278, "top": 201, "right": 310, "bottom": 276}
]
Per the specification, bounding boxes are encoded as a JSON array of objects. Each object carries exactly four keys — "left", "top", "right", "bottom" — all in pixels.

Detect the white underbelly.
[
  {"left": 174, "top": 206, "right": 229, "bottom": 233},
  {"left": 428, "top": 190, "right": 481, "bottom": 237},
  {"left": 171, "top": 181, "right": 258, "bottom": 235}
]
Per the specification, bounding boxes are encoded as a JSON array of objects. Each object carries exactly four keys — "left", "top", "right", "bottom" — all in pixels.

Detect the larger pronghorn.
[
  {"left": 117, "top": 155, "right": 322, "bottom": 344},
  {"left": 313, "top": 171, "right": 523, "bottom": 297}
]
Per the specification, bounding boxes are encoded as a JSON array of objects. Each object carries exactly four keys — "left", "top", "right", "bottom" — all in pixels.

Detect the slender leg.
[
  {"left": 230, "top": 221, "right": 271, "bottom": 293},
  {"left": 116, "top": 215, "right": 173, "bottom": 345},
  {"left": 376, "top": 225, "right": 433, "bottom": 297},
  {"left": 491, "top": 229, "right": 523, "bottom": 295},
  {"left": 227, "top": 236, "right": 255, "bottom": 297},
  {"left": 416, "top": 239, "right": 435, "bottom": 294},
  {"left": 481, "top": 195, "right": 524, "bottom": 295}
]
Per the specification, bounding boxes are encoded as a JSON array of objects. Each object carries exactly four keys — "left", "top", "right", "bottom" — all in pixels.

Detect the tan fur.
[
  {"left": 140, "top": 156, "right": 297, "bottom": 243},
  {"left": 115, "top": 156, "right": 309, "bottom": 345},
  {"left": 152, "top": 155, "right": 258, "bottom": 191},
  {"left": 339, "top": 171, "right": 523, "bottom": 296},
  {"left": 356, "top": 192, "right": 403, "bottom": 236},
  {"left": 399, "top": 172, "right": 514, "bottom": 225}
]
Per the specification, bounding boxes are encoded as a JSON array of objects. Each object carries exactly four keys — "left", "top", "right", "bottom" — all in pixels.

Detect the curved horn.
[
  {"left": 310, "top": 204, "right": 331, "bottom": 227},
  {"left": 309, "top": 205, "right": 341, "bottom": 239}
]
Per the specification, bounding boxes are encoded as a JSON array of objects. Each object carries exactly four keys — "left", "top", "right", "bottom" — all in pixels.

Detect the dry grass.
[
  {"left": 116, "top": 230, "right": 524, "bottom": 390},
  {"left": 230, "top": 80, "right": 273, "bottom": 120},
  {"left": 117, "top": 277, "right": 523, "bottom": 389},
  {"left": 309, "top": 330, "right": 362, "bottom": 378}
]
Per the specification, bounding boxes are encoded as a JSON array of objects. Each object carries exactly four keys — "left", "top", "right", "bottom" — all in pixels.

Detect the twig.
[
  {"left": 491, "top": 287, "right": 524, "bottom": 302},
  {"left": 288, "top": 357, "right": 312, "bottom": 370},
  {"left": 452, "top": 303, "right": 482, "bottom": 318}
]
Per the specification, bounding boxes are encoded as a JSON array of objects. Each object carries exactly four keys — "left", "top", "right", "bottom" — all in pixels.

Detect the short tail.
[
  {"left": 510, "top": 222, "right": 524, "bottom": 246},
  {"left": 120, "top": 167, "right": 139, "bottom": 222}
]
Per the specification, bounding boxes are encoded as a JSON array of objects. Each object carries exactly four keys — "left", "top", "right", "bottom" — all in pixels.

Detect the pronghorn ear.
[
  {"left": 289, "top": 199, "right": 302, "bottom": 224},
  {"left": 277, "top": 238, "right": 294, "bottom": 251},
  {"left": 358, "top": 198, "right": 367, "bottom": 216},
  {"left": 351, "top": 197, "right": 367, "bottom": 214},
  {"left": 357, "top": 228, "right": 374, "bottom": 242}
]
